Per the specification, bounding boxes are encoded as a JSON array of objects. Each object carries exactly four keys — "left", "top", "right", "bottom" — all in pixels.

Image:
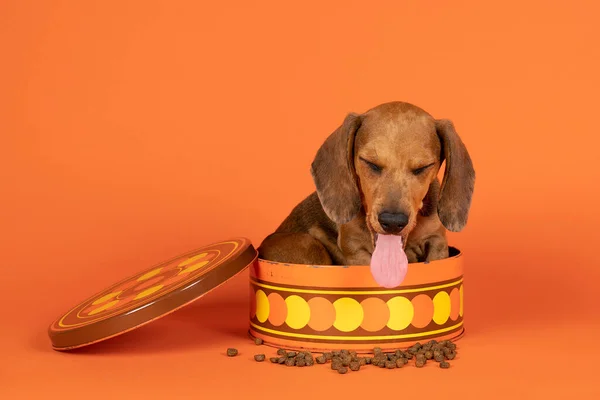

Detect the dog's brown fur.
[{"left": 258, "top": 101, "right": 475, "bottom": 265}]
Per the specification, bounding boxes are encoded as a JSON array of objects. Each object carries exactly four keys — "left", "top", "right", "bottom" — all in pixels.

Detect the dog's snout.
[{"left": 378, "top": 212, "right": 409, "bottom": 234}]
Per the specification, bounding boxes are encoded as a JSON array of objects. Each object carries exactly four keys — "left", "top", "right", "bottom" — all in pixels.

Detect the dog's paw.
[{"left": 404, "top": 246, "right": 421, "bottom": 264}]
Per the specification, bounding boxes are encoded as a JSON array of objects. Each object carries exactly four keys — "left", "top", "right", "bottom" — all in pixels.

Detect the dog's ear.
[
  {"left": 311, "top": 113, "right": 362, "bottom": 224},
  {"left": 435, "top": 119, "right": 475, "bottom": 232}
]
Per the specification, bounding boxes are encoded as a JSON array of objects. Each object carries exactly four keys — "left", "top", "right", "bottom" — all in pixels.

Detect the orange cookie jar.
[{"left": 248, "top": 248, "right": 464, "bottom": 353}]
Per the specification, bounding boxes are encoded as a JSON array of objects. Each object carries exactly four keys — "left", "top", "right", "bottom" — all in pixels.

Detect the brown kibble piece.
[
  {"left": 285, "top": 358, "right": 295, "bottom": 367},
  {"left": 385, "top": 361, "right": 396, "bottom": 369},
  {"left": 415, "top": 359, "right": 426, "bottom": 368},
  {"left": 287, "top": 351, "right": 297, "bottom": 358},
  {"left": 296, "top": 358, "right": 306, "bottom": 367},
  {"left": 434, "top": 353, "right": 445, "bottom": 362},
  {"left": 440, "top": 361, "right": 450, "bottom": 369},
  {"left": 395, "top": 359, "right": 405, "bottom": 368},
  {"left": 296, "top": 352, "right": 305, "bottom": 359},
  {"left": 331, "top": 361, "right": 342, "bottom": 370},
  {"left": 254, "top": 338, "right": 263, "bottom": 345},
  {"left": 226, "top": 348, "right": 238, "bottom": 357},
  {"left": 446, "top": 351, "right": 456, "bottom": 360},
  {"left": 373, "top": 347, "right": 383, "bottom": 355},
  {"left": 277, "top": 349, "right": 287, "bottom": 356},
  {"left": 359, "top": 358, "right": 366, "bottom": 366},
  {"left": 350, "top": 361, "right": 361, "bottom": 371},
  {"left": 338, "top": 366, "right": 348, "bottom": 374},
  {"left": 305, "top": 357, "right": 315, "bottom": 366},
  {"left": 254, "top": 354, "right": 265, "bottom": 362},
  {"left": 270, "top": 357, "right": 279, "bottom": 363},
  {"left": 425, "top": 351, "right": 433, "bottom": 360},
  {"left": 316, "top": 355, "right": 327, "bottom": 364},
  {"left": 278, "top": 357, "right": 287, "bottom": 364},
  {"left": 365, "top": 357, "right": 372, "bottom": 365},
  {"left": 324, "top": 352, "right": 333, "bottom": 360}
]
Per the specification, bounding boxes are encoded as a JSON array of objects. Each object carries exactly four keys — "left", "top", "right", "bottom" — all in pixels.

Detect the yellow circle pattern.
[
  {"left": 88, "top": 300, "right": 119, "bottom": 316},
  {"left": 432, "top": 291, "right": 451, "bottom": 325},
  {"left": 459, "top": 284, "right": 464, "bottom": 317},
  {"left": 134, "top": 284, "right": 164, "bottom": 300},
  {"left": 332, "top": 297, "right": 364, "bottom": 332},
  {"left": 92, "top": 291, "right": 122, "bottom": 306},
  {"left": 178, "top": 260, "right": 209, "bottom": 275},
  {"left": 178, "top": 253, "right": 208, "bottom": 267},
  {"left": 386, "top": 296, "right": 414, "bottom": 330},
  {"left": 285, "top": 295, "right": 311, "bottom": 329},
  {"left": 255, "top": 290, "right": 269, "bottom": 323},
  {"left": 137, "top": 268, "right": 162, "bottom": 281}
]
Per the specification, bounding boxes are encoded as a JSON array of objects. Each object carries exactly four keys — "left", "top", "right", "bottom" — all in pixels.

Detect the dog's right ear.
[{"left": 310, "top": 113, "right": 362, "bottom": 225}]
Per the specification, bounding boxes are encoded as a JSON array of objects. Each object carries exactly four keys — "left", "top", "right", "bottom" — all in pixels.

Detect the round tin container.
[{"left": 248, "top": 248, "right": 464, "bottom": 352}]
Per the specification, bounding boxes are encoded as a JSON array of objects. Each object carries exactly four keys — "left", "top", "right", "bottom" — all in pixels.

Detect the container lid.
[{"left": 48, "top": 237, "right": 257, "bottom": 351}]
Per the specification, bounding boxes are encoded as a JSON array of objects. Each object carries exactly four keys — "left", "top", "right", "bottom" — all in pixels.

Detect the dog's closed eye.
[
  {"left": 360, "top": 157, "right": 382, "bottom": 174},
  {"left": 412, "top": 162, "right": 435, "bottom": 176}
]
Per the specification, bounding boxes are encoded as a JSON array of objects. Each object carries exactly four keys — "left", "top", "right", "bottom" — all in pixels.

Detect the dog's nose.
[{"left": 378, "top": 212, "right": 409, "bottom": 234}]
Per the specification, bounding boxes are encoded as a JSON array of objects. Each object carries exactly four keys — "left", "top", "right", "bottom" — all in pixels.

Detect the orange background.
[{"left": 2, "top": 0, "right": 599, "bottom": 398}]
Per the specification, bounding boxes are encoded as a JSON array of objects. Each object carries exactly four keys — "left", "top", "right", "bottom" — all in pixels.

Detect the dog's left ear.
[{"left": 436, "top": 119, "right": 476, "bottom": 232}]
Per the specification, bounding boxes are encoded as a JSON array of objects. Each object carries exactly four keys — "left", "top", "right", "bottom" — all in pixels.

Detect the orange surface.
[{"left": 1, "top": 0, "right": 600, "bottom": 398}]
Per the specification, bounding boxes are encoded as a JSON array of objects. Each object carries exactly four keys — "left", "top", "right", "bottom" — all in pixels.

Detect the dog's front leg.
[{"left": 423, "top": 234, "right": 449, "bottom": 262}]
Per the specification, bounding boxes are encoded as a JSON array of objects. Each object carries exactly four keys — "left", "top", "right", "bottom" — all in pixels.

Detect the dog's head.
[{"left": 311, "top": 101, "right": 475, "bottom": 242}]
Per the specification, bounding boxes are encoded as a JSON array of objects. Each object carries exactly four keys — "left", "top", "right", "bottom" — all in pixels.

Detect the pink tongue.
[{"left": 370, "top": 235, "right": 408, "bottom": 288}]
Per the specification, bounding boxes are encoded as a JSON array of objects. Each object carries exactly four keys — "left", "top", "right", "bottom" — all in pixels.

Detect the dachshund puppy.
[{"left": 258, "top": 101, "right": 475, "bottom": 267}]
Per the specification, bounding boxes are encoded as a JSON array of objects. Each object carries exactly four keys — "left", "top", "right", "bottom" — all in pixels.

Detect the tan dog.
[{"left": 258, "top": 101, "right": 475, "bottom": 266}]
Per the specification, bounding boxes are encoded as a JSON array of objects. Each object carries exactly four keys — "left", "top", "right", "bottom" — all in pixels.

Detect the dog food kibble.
[
  {"left": 256, "top": 340, "right": 458, "bottom": 373},
  {"left": 226, "top": 348, "right": 238, "bottom": 357},
  {"left": 349, "top": 361, "right": 361, "bottom": 371},
  {"left": 254, "top": 338, "right": 263, "bottom": 345}
]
